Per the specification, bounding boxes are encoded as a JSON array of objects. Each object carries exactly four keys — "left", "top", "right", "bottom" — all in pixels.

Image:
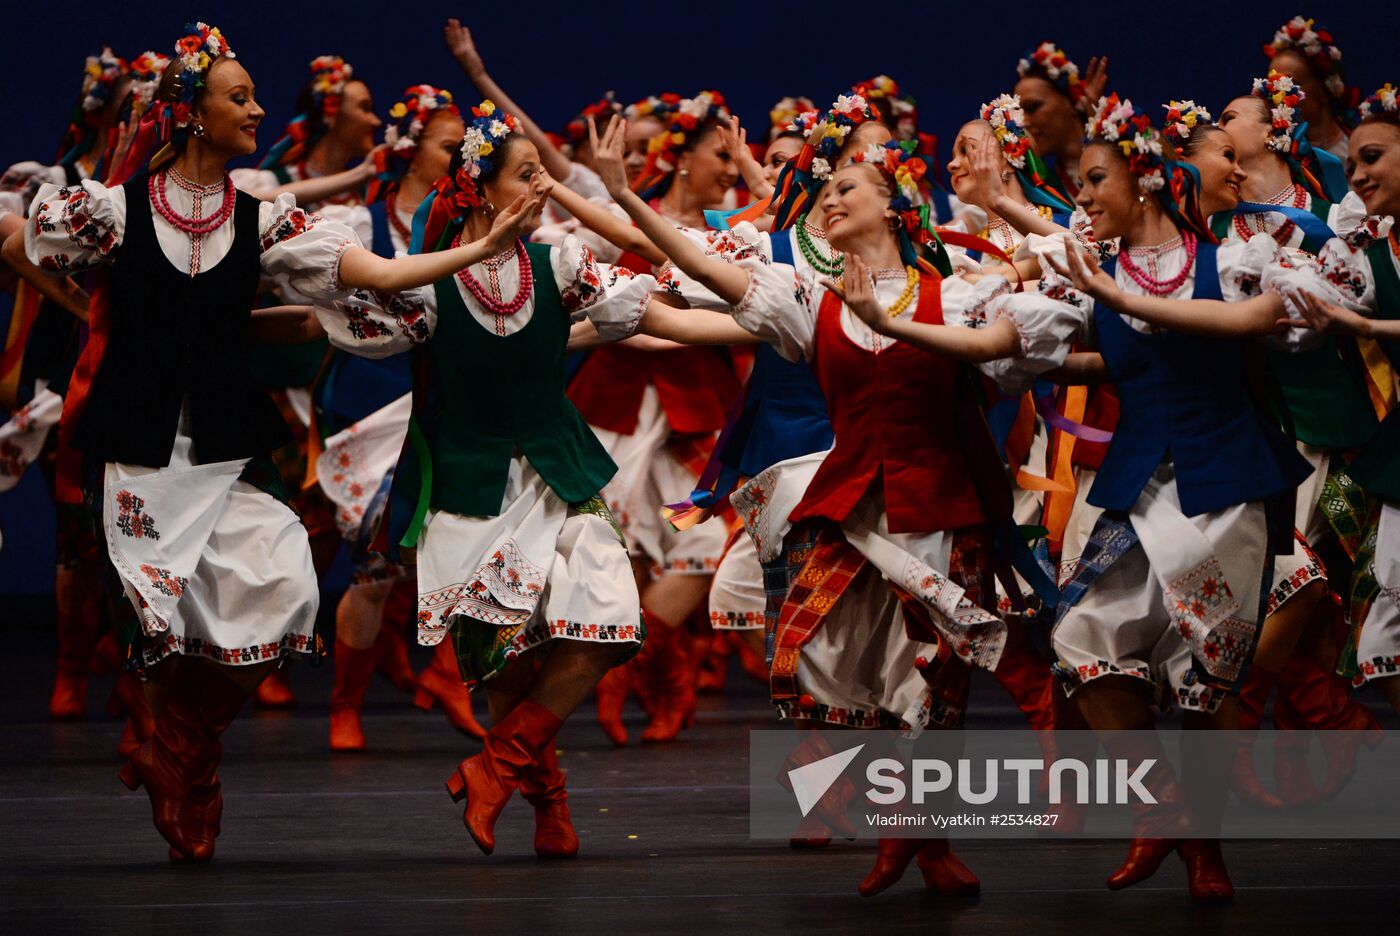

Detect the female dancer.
[
  {"left": 3, "top": 24, "right": 542, "bottom": 862},
  {"left": 1021, "top": 94, "right": 1318, "bottom": 902},
  {"left": 1011, "top": 42, "right": 1109, "bottom": 196},
  {"left": 1290, "top": 84, "right": 1400, "bottom": 715},
  {"left": 311, "top": 85, "right": 487, "bottom": 750},
  {"left": 1263, "top": 16, "right": 1358, "bottom": 160},
  {"left": 594, "top": 107, "right": 1084, "bottom": 892},
  {"left": 312, "top": 99, "right": 754, "bottom": 856}
]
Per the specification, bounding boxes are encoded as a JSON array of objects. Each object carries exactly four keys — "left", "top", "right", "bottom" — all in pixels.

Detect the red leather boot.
[
  {"left": 1105, "top": 767, "right": 1188, "bottom": 890},
  {"left": 916, "top": 839, "right": 981, "bottom": 896},
  {"left": 858, "top": 838, "right": 926, "bottom": 897},
  {"left": 696, "top": 631, "right": 730, "bottom": 694},
  {"left": 990, "top": 639, "right": 1056, "bottom": 731},
  {"left": 375, "top": 584, "right": 419, "bottom": 693},
  {"left": 445, "top": 699, "right": 562, "bottom": 855},
  {"left": 1179, "top": 839, "right": 1234, "bottom": 903},
  {"left": 520, "top": 738, "right": 579, "bottom": 858},
  {"left": 1275, "top": 654, "right": 1383, "bottom": 799},
  {"left": 414, "top": 639, "right": 487, "bottom": 740},
  {"left": 118, "top": 693, "right": 204, "bottom": 858},
  {"left": 107, "top": 673, "right": 156, "bottom": 760},
  {"left": 329, "top": 639, "right": 380, "bottom": 752},
  {"left": 593, "top": 664, "right": 631, "bottom": 747},
  {"left": 640, "top": 622, "right": 696, "bottom": 743},
  {"left": 254, "top": 668, "right": 295, "bottom": 708},
  {"left": 779, "top": 730, "right": 856, "bottom": 847},
  {"left": 171, "top": 669, "right": 252, "bottom": 863},
  {"left": 1231, "top": 666, "right": 1284, "bottom": 808}
]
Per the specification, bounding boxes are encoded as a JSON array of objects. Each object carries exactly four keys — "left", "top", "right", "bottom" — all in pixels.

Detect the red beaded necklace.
[
  {"left": 1118, "top": 231, "right": 1197, "bottom": 296},
  {"left": 385, "top": 193, "right": 413, "bottom": 245},
  {"left": 451, "top": 234, "right": 533, "bottom": 316},
  {"left": 1234, "top": 183, "right": 1306, "bottom": 246},
  {"left": 149, "top": 169, "right": 235, "bottom": 235}
]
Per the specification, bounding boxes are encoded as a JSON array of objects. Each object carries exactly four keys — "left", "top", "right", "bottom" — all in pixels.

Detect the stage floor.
[{"left": 1, "top": 625, "right": 1396, "bottom": 934}]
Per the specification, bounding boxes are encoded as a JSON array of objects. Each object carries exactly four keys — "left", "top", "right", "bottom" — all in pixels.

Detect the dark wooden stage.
[{"left": 1, "top": 623, "right": 1395, "bottom": 934}]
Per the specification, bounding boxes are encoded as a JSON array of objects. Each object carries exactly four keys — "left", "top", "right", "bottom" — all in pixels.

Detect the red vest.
[
  {"left": 789, "top": 276, "right": 1012, "bottom": 535},
  {"left": 569, "top": 343, "right": 740, "bottom": 435}
]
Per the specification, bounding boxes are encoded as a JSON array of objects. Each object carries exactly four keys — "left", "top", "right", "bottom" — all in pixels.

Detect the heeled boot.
[
  {"left": 414, "top": 639, "right": 486, "bottom": 740},
  {"left": 1275, "top": 654, "right": 1383, "bottom": 799},
  {"left": 916, "top": 839, "right": 981, "bottom": 896},
  {"left": 253, "top": 668, "right": 295, "bottom": 708},
  {"left": 329, "top": 639, "right": 380, "bottom": 752},
  {"left": 519, "top": 739, "right": 578, "bottom": 858},
  {"left": 858, "top": 838, "right": 926, "bottom": 897},
  {"left": 445, "top": 699, "right": 562, "bottom": 855},
  {"left": 1230, "top": 666, "right": 1284, "bottom": 808},
  {"left": 1178, "top": 839, "right": 1234, "bottom": 903},
  {"left": 639, "top": 621, "right": 696, "bottom": 743},
  {"left": 171, "top": 671, "right": 251, "bottom": 863},
  {"left": 118, "top": 693, "right": 204, "bottom": 858},
  {"left": 593, "top": 664, "right": 631, "bottom": 747},
  {"left": 374, "top": 584, "right": 419, "bottom": 693}
]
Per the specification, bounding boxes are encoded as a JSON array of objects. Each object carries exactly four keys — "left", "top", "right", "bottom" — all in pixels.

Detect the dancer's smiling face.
[
  {"left": 1347, "top": 120, "right": 1400, "bottom": 217},
  {"left": 186, "top": 58, "right": 265, "bottom": 159},
  {"left": 1075, "top": 142, "right": 1140, "bottom": 241},
  {"left": 409, "top": 110, "right": 467, "bottom": 187},
  {"left": 1179, "top": 128, "right": 1246, "bottom": 216},
  {"left": 1014, "top": 75, "right": 1079, "bottom": 157},
  {"left": 820, "top": 162, "right": 896, "bottom": 253},
  {"left": 327, "top": 80, "right": 382, "bottom": 158},
  {"left": 624, "top": 115, "right": 664, "bottom": 184}
]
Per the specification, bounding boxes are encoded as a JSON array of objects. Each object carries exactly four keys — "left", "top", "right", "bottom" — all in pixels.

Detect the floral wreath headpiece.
[
  {"left": 1264, "top": 16, "right": 1359, "bottom": 122},
  {"left": 980, "top": 94, "right": 1074, "bottom": 213},
  {"left": 1359, "top": 83, "right": 1399, "bottom": 122},
  {"left": 412, "top": 99, "right": 521, "bottom": 252},
  {"left": 1085, "top": 94, "right": 1216, "bottom": 241},
  {"left": 166, "top": 23, "right": 234, "bottom": 130},
  {"left": 633, "top": 89, "right": 731, "bottom": 199},
  {"left": 768, "top": 96, "right": 815, "bottom": 141},
  {"left": 95, "top": 52, "right": 170, "bottom": 182},
  {"left": 1161, "top": 100, "right": 1213, "bottom": 149},
  {"left": 57, "top": 47, "right": 127, "bottom": 167},
  {"left": 769, "top": 92, "right": 883, "bottom": 230},
  {"left": 851, "top": 75, "right": 918, "bottom": 140},
  {"left": 126, "top": 52, "right": 171, "bottom": 116},
  {"left": 1250, "top": 71, "right": 1344, "bottom": 201},
  {"left": 1017, "top": 42, "right": 1085, "bottom": 103},
  {"left": 564, "top": 93, "right": 621, "bottom": 145},
  {"left": 849, "top": 140, "right": 953, "bottom": 276},
  {"left": 259, "top": 55, "right": 356, "bottom": 169},
  {"left": 367, "top": 85, "right": 460, "bottom": 203},
  {"left": 1252, "top": 71, "right": 1303, "bottom": 154},
  {"left": 624, "top": 93, "right": 681, "bottom": 123}
]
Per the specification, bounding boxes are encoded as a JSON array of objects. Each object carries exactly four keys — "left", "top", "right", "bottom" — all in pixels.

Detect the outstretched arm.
[
  {"left": 1, "top": 230, "right": 89, "bottom": 321},
  {"left": 636, "top": 296, "right": 761, "bottom": 345},
  {"left": 339, "top": 181, "right": 548, "bottom": 293},
  {"left": 831, "top": 253, "right": 1021, "bottom": 361},
  {"left": 717, "top": 116, "right": 772, "bottom": 199},
  {"left": 1046, "top": 238, "right": 1290, "bottom": 337},
  {"left": 548, "top": 181, "right": 664, "bottom": 264},
  {"left": 592, "top": 115, "right": 751, "bottom": 306},
  {"left": 1292, "top": 289, "right": 1400, "bottom": 340},
  {"left": 444, "top": 18, "right": 576, "bottom": 185}
]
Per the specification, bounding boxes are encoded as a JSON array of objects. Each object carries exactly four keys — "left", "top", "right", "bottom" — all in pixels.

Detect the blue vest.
[
  {"left": 719, "top": 228, "right": 833, "bottom": 476},
  {"left": 1087, "top": 242, "right": 1312, "bottom": 517},
  {"left": 316, "top": 201, "right": 414, "bottom": 434}
]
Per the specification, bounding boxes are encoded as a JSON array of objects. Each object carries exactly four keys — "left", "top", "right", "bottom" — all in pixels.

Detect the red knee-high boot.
[
  {"left": 593, "top": 664, "right": 631, "bottom": 747},
  {"left": 1274, "top": 654, "right": 1382, "bottom": 799},
  {"left": 254, "top": 667, "right": 296, "bottom": 708},
  {"left": 519, "top": 736, "right": 579, "bottom": 858},
  {"left": 445, "top": 699, "right": 562, "bottom": 855},
  {"left": 414, "top": 639, "right": 487, "bottom": 740},
  {"left": 639, "top": 620, "right": 696, "bottom": 743},
  {"left": 107, "top": 672, "right": 156, "bottom": 761},
  {"left": 1231, "top": 666, "right": 1284, "bottom": 808},
  {"left": 375, "top": 583, "right": 419, "bottom": 693},
  {"left": 329, "top": 639, "right": 380, "bottom": 752},
  {"left": 50, "top": 582, "right": 99, "bottom": 720},
  {"left": 171, "top": 671, "right": 253, "bottom": 863},
  {"left": 1178, "top": 839, "right": 1234, "bottom": 904},
  {"left": 118, "top": 686, "right": 204, "bottom": 858},
  {"left": 916, "top": 839, "right": 981, "bottom": 896}
]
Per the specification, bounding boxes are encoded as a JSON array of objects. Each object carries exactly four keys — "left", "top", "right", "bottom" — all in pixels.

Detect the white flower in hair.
[
  {"left": 489, "top": 120, "right": 507, "bottom": 138},
  {"left": 811, "top": 157, "right": 832, "bottom": 181}
]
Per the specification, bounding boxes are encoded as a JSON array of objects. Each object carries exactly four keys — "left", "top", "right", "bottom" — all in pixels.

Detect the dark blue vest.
[
  {"left": 1087, "top": 241, "right": 1312, "bottom": 517},
  {"left": 316, "top": 201, "right": 414, "bottom": 434},
  {"left": 718, "top": 228, "right": 833, "bottom": 476}
]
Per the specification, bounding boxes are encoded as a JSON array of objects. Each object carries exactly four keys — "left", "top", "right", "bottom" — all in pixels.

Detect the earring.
[
  {"left": 1138, "top": 194, "right": 1146, "bottom": 207},
  {"left": 679, "top": 169, "right": 690, "bottom": 177},
  {"left": 193, "top": 123, "right": 205, "bottom": 138}
]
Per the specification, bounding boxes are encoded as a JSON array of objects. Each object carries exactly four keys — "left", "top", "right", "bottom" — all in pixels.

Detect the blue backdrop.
[{"left": 1, "top": 0, "right": 1397, "bottom": 593}]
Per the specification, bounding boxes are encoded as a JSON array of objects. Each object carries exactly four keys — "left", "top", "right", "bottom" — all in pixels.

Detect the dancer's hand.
[
  {"left": 964, "top": 135, "right": 1011, "bottom": 212},
  {"left": 485, "top": 176, "right": 551, "bottom": 252},
  {"left": 444, "top": 18, "right": 486, "bottom": 80},
  {"left": 1045, "top": 237, "right": 1118, "bottom": 303},
  {"left": 1290, "top": 289, "right": 1372, "bottom": 337},
  {"left": 1081, "top": 56, "right": 1110, "bottom": 114},
  {"left": 717, "top": 116, "right": 770, "bottom": 198},
  {"left": 822, "top": 253, "right": 887, "bottom": 333},
  {"left": 589, "top": 115, "right": 630, "bottom": 198}
]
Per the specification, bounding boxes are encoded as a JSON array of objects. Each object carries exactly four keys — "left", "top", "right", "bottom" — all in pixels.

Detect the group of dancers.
[{"left": 0, "top": 12, "right": 1396, "bottom": 905}]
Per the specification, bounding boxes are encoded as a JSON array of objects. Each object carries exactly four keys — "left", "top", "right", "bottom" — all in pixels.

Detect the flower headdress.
[
  {"left": 624, "top": 93, "right": 681, "bottom": 123},
  {"left": 1359, "top": 83, "right": 1399, "bottom": 122},
  {"left": 1161, "top": 100, "right": 1213, "bottom": 149},
  {"left": 849, "top": 140, "right": 952, "bottom": 276},
  {"left": 769, "top": 92, "right": 883, "bottom": 230},
  {"left": 632, "top": 89, "right": 731, "bottom": 200},
  {"left": 367, "top": 85, "right": 460, "bottom": 204},
  {"left": 57, "top": 47, "right": 127, "bottom": 166},
  {"left": 259, "top": 54, "right": 357, "bottom": 169},
  {"left": 1264, "top": 16, "right": 1359, "bottom": 124},
  {"left": 980, "top": 94, "right": 1074, "bottom": 213},
  {"left": 133, "top": 23, "right": 233, "bottom": 175},
  {"left": 1252, "top": 71, "right": 1346, "bottom": 202},
  {"left": 768, "top": 96, "right": 815, "bottom": 141},
  {"left": 564, "top": 93, "right": 621, "bottom": 145},
  {"left": 414, "top": 99, "right": 520, "bottom": 252},
  {"left": 126, "top": 52, "right": 171, "bottom": 116},
  {"left": 851, "top": 75, "right": 918, "bottom": 140},
  {"left": 1017, "top": 42, "right": 1085, "bottom": 103},
  {"left": 1085, "top": 94, "right": 1214, "bottom": 241},
  {"left": 1252, "top": 71, "right": 1303, "bottom": 154}
]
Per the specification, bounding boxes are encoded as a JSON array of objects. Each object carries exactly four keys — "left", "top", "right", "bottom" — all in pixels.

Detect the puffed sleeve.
[
  {"left": 230, "top": 167, "right": 285, "bottom": 198},
  {"left": 258, "top": 194, "right": 361, "bottom": 302},
  {"left": 23, "top": 179, "right": 125, "bottom": 275},
  {"left": 1069, "top": 207, "right": 1118, "bottom": 262},
  {"left": 727, "top": 222, "right": 815, "bottom": 362},
  {"left": 317, "top": 284, "right": 436, "bottom": 359},
  {"left": 1263, "top": 195, "right": 1391, "bottom": 328},
  {"left": 654, "top": 225, "right": 772, "bottom": 311},
  {"left": 315, "top": 204, "right": 375, "bottom": 254},
  {"left": 1216, "top": 235, "right": 1323, "bottom": 351},
  {"left": 944, "top": 274, "right": 1085, "bottom": 393},
  {"left": 551, "top": 233, "right": 659, "bottom": 341},
  {"left": 0, "top": 162, "right": 64, "bottom": 223}
]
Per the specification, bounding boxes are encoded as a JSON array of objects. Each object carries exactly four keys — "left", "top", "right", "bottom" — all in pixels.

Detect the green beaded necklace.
[{"left": 796, "top": 213, "right": 843, "bottom": 277}]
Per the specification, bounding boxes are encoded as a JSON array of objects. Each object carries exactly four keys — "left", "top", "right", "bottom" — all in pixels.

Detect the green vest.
[
  {"left": 1347, "top": 241, "right": 1400, "bottom": 500},
  {"left": 1248, "top": 195, "right": 1380, "bottom": 448},
  {"left": 424, "top": 241, "right": 616, "bottom": 517}
]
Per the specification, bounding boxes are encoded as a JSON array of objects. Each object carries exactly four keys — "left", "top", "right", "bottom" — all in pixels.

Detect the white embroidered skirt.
[{"left": 709, "top": 532, "right": 764, "bottom": 631}]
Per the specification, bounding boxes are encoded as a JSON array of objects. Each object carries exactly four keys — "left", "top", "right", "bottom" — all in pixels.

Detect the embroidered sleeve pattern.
[
  {"left": 558, "top": 242, "right": 604, "bottom": 313},
  {"left": 27, "top": 183, "right": 120, "bottom": 273}
]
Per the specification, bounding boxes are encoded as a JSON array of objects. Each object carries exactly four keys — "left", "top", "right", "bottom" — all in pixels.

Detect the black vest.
[{"left": 75, "top": 176, "right": 291, "bottom": 466}]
